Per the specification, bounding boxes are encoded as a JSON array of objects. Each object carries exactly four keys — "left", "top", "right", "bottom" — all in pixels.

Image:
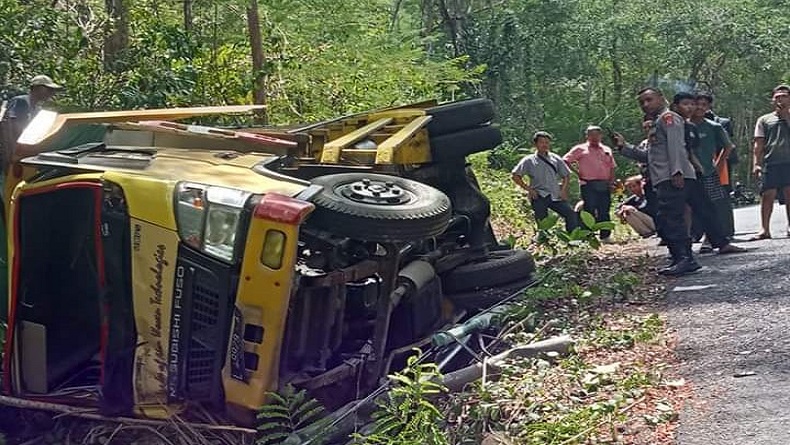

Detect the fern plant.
[
  {"left": 256, "top": 385, "right": 327, "bottom": 445},
  {"left": 354, "top": 352, "right": 449, "bottom": 445}
]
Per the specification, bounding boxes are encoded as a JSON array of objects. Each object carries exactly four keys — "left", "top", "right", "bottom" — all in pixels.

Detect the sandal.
[{"left": 747, "top": 233, "right": 771, "bottom": 241}]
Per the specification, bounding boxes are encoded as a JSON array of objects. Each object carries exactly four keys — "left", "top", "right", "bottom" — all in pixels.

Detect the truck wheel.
[
  {"left": 309, "top": 173, "right": 452, "bottom": 243},
  {"left": 426, "top": 98, "right": 496, "bottom": 136},
  {"left": 430, "top": 125, "right": 503, "bottom": 162},
  {"left": 441, "top": 249, "right": 535, "bottom": 293},
  {"left": 445, "top": 275, "right": 535, "bottom": 311}
]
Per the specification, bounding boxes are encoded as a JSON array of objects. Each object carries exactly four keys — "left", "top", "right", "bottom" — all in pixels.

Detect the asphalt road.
[{"left": 660, "top": 203, "right": 790, "bottom": 445}]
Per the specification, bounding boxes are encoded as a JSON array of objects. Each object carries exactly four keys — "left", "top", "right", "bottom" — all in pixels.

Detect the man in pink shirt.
[{"left": 563, "top": 125, "right": 617, "bottom": 241}]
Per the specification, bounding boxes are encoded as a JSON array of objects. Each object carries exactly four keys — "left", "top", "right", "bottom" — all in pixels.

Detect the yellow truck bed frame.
[{"left": 13, "top": 101, "right": 447, "bottom": 167}]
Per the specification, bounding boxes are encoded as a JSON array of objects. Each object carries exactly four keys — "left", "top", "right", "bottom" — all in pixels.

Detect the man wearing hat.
[
  {"left": 563, "top": 124, "right": 617, "bottom": 242},
  {"left": 512, "top": 131, "right": 578, "bottom": 232},
  {"left": 751, "top": 84, "right": 790, "bottom": 240},
  {"left": 2, "top": 74, "right": 64, "bottom": 139}
]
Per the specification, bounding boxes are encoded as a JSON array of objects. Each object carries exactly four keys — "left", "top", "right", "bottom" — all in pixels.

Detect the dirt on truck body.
[{"left": 0, "top": 99, "right": 536, "bottom": 428}]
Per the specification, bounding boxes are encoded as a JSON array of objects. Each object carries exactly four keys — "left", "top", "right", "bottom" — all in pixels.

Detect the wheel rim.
[{"left": 337, "top": 177, "right": 415, "bottom": 205}]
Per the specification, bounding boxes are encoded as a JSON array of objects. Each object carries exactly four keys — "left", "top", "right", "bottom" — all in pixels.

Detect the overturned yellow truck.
[{"left": 0, "top": 99, "right": 535, "bottom": 427}]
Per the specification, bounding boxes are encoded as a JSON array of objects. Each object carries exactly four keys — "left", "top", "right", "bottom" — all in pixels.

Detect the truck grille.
[{"left": 168, "top": 246, "right": 237, "bottom": 405}]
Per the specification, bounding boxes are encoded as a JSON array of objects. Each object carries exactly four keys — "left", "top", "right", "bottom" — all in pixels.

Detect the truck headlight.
[{"left": 175, "top": 182, "right": 251, "bottom": 263}]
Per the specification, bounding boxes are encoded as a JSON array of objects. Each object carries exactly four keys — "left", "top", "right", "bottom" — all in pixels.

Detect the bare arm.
[
  {"left": 689, "top": 151, "right": 704, "bottom": 174},
  {"left": 714, "top": 143, "right": 733, "bottom": 169},
  {"left": 512, "top": 173, "right": 537, "bottom": 199},
  {"left": 753, "top": 137, "right": 765, "bottom": 176},
  {"left": 562, "top": 148, "right": 580, "bottom": 175},
  {"left": 713, "top": 125, "right": 733, "bottom": 169}
]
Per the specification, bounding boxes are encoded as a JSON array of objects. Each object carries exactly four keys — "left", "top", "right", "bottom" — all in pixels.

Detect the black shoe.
[
  {"left": 659, "top": 255, "right": 678, "bottom": 273},
  {"left": 659, "top": 258, "right": 701, "bottom": 276}
]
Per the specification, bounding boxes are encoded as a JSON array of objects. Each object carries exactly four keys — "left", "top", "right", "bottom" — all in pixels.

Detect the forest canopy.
[{"left": 2, "top": 0, "right": 790, "bottom": 180}]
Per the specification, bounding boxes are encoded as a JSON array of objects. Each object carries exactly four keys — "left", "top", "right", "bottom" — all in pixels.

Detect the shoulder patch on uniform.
[{"left": 663, "top": 114, "right": 675, "bottom": 126}]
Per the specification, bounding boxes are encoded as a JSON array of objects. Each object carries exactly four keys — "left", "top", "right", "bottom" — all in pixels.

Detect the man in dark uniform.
[{"left": 614, "top": 88, "right": 744, "bottom": 276}]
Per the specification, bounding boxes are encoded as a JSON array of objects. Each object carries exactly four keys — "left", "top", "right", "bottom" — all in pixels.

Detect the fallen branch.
[
  {"left": 442, "top": 335, "right": 574, "bottom": 392},
  {"left": 0, "top": 395, "right": 257, "bottom": 435},
  {"left": 284, "top": 336, "right": 574, "bottom": 444}
]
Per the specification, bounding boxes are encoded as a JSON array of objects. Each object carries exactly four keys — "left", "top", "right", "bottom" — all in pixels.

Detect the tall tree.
[
  {"left": 104, "top": 0, "right": 128, "bottom": 70},
  {"left": 184, "top": 0, "right": 193, "bottom": 33},
  {"left": 246, "top": 0, "right": 268, "bottom": 123}
]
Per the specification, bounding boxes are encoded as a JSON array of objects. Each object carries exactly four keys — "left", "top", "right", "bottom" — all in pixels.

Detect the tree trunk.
[
  {"left": 437, "top": 0, "right": 461, "bottom": 57},
  {"left": 611, "top": 35, "right": 622, "bottom": 106},
  {"left": 184, "top": 0, "right": 193, "bottom": 33},
  {"left": 104, "top": 0, "right": 128, "bottom": 71},
  {"left": 246, "top": 0, "right": 268, "bottom": 124},
  {"left": 421, "top": 0, "right": 436, "bottom": 54}
]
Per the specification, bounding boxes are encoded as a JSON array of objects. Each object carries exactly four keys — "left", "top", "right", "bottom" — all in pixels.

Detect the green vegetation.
[
  {"left": 256, "top": 386, "right": 326, "bottom": 444},
  {"left": 4, "top": 0, "right": 790, "bottom": 182},
  {"left": 353, "top": 354, "right": 448, "bottom": 445},
  {"left": 3, "top": 0, "right": 764, "bottom": 443},
  {"left": 441, "top": 249, "right": 677, "bottom": 445}
]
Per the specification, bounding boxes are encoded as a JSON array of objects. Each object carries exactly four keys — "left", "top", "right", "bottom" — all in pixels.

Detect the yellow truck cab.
[{"left": 1, "top": 100, "right": 536, "bottom": 427}]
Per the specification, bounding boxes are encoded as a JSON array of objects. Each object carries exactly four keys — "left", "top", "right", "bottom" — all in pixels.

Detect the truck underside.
[{"left": 0, "top": 99, "right": 538, "bottom": 431}]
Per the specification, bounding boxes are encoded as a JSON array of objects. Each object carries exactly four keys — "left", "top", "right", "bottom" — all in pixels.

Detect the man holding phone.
[
  {"left": 751, "top": 84, "right": 790, "bottom": 240},
  {"left": 613, "top": 88, "right": 744, "bottom": 276}
]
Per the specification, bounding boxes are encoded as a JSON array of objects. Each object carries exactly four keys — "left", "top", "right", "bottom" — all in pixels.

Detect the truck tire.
[
  {"left": 430, "top": 125, "right": 503, "bottom": 162},
  {"left": 309, "top": 173, "right": 452, "bottom": 243},
  {"left": 441, "top": 249, "right": 535, "bottom": 293},
  {"left": 445, "top": 275, "right": 535, "bottom": 311},
  {"left": 426, "top": 98, "right": 495, "bottom": 136}
]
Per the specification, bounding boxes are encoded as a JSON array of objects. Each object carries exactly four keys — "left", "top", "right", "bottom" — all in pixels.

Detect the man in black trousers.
[{"left": 614, "top": 88, "right": 745, "bottom": 276}]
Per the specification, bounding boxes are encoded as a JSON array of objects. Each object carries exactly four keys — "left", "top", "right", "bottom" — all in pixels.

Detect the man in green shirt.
[
  {"left": 751, "top": 84, "right": 790, "bottom": 240},
  {"left": 690, "top": 94, "right": 736, "bottom": 245}
]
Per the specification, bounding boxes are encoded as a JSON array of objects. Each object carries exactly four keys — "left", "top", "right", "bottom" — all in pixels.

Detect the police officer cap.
[
  {"left": 532, "top": 131, "right": 553, "bottom": 142},
  {"left": 585, "top": 125, "right": 602, "bottom": 133}
]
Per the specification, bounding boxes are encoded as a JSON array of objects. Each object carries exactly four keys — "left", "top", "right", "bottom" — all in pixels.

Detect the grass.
[
  {"left": 346, "top": 155, "right": 678, "bottom": 444},
  {"left": 442, "top": 241, "right": 683, "bottom": 445}
]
